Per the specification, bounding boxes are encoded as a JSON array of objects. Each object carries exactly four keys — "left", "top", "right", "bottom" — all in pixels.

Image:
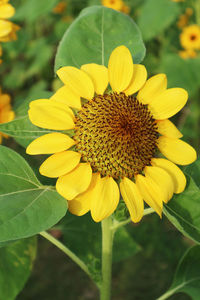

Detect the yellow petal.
[
  {"left": 108, "top": 45, "right": 134, "bottom": 93},
  {"left": 135, "top": 174, "right": 163, "bottom": 217},
  {"left": 56, "top": 163, "right": 92, "bottom": 200},
  {"left": 56, "top": 66, "right": 94, "bottom": 100},
  {"left": 81, "top": 63, "right": 108, "bottom": 95},
  {"left": 91, "top": 176, "right": 120, "bottom": 222},
  {"left": 68, "top": 173, "right": 100, "bottom": 216},
  {"left": 50, "top": 85, "right": 81, "bottom": 110},
  {"left": 120, "top": 177, "right": 144, "bottom": 223},
  {"left": 156, "top": 119, "right": 183, "bottom": 138},
  {"left": 28, "top": 99, "right": 75, "bottom": 130},
  {"left": 0, "top": 20, "right": 12, "bottom": 38},
  {"left": 26, "top": 133, "right": 75, "bottom": 155},
  {"left": 137, "top": 73, "right": 167, "bottom": 104},
  {"left": 151, "top": 158, "right": 186, "bottom": 194},
  {"left": 149, "top": 88, "right": 188, "bottom": 119},
  {"left": 39, "top": 151, "right": 81, "bottom": 178},
  {"left": 158, "top": 136, "right": 197, "bottom": 165},
  {"left": 0, "top": 93, "right": 10, "bottom": 109},
  {"left": 124, "top": 64, "right": 147, "bottom": 95},
  {"left": 144, "top": 166, "right": 174, "bottom": 203},
  {"left": 0, "top": 4, "right": 15, "bottom": 18}
]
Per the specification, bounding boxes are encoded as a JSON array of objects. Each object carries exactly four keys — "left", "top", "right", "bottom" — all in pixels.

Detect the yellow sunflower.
[
  {"left": 102, "top": 0, "right": 124, "bottom": 11},
  {"left": 27, "top": 46, "right": 197, "bottom": 223},
  {"left": 180, "top": 25, "right": 200, "bottom": 50},
  {"left": 0, "top": 88, "right": 15, "bottom": 144}
]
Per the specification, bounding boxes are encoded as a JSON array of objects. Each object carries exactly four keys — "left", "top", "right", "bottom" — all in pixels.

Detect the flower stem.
[
  {"left": 40, "top": 231, "right": 92, "bottom": 281},
  {"left": 100, "top": 216, "right": 114, "bottom": 300}
]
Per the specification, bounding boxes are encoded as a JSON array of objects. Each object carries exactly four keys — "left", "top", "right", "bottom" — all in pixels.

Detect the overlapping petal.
[
  {"left": 51, "top": 85, "right": 81, "bottom": 110},
  {"left": 156, "top": 119, "right": 183, "bottom": 138},
  {"left": 124, "top": 64, "right": 147, "bottom": 95}
]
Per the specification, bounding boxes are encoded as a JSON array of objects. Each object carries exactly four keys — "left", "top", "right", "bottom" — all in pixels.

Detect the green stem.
[
  {"left": 100, "top": 216, "right": 114, "bottom": 300},
  {"left": 40, "top": 231, "right": 92, "bottom": 281}
]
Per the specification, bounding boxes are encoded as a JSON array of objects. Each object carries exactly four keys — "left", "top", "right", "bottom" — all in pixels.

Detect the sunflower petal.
[
  {"left": 124, "top": 64, "right": 147, "bottom": 95},
  {"left": 108, "top": 45, "right": 134, "bottom": 93},
  {"left": 50, "top": 85, "right": 81, "bottom": 110},
  {"left": 68, "top": 173, "right": 99, "bottom": 216},
  {"left": 156, "top": 119, "right": 183, "bottom": 138},
  {"left": 29, "top": 99, "right": 75, "bottom": 130},
  {"left": 135, "top": 174, "right": 163, "bottom": 217},
  {"left": 0, "top": 20, "right": 12, "bottom": 38},
  {"left": 56, "top": 66, "right": 94, "bottom": 100},
  {"left": 56, "top": 163, "right": 92, "bottom": 200},
  {"left": 151, "top": 158, "right": 186, "bottom": 194},
  {"left": 0, "top": 3, "right": 15, "bottom": 18},
  {"left": 120, "top": 177, "right": 144, "bottom": 222},
  {"left": 137, "top": 73, "right": 167, "bottom": 104},
  {"left": 26, "top": 133, "right": 75, "bottom": 155},
  {"left": 91, "top": 176, "right": 120, "bottom": 222},
  {"left": 39, "top": 151, "right": 81, "bottom": 178},
  {"left": 81, "top": 63, "right": 108, "bottom": 95},
  {"left": 144, "top": 166, "right": 174, "bottom": 203},
  {"left": 149, "top": 88, "right": 188, "bottom": 119},
  {"left": 158, "top": 136, "right": 197, "bottom": 165}
]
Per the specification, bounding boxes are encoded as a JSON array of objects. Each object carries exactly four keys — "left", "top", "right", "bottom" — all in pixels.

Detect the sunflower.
[
  {"left": 180, "top": 25, "right": 200, "bottom": 50},
  {"left": 27, "top": 46, "right": 197, "bottom": 223},
  {"left": 0, "top": 88, "right": 15, "bottom": 144}
]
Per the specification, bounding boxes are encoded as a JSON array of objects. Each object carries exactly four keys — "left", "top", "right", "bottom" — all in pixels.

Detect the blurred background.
[{"left": 1, "top": 0, "right": 199, "bottom": 299}]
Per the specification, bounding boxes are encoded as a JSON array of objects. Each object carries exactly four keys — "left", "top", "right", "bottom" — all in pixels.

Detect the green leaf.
[
  {"left": 158, "top": 245, "right": 200, "bottom": 299},
  {"left": 159, "top": 54, "right": 200, "bottom": 97},
  {"left": 0, "top": 146, "right": 67, "bottom": 243},
  {"left": 0, "top": 237, "right": 37, "bottom": 300},
  {"left": 0, "top": 91, "right": 52, "bottom": 148},
  {"left": 164, "top": 175, "right": 200, "bottom": 244},
  {"left": 55, "top": 5, "right": 145, "bottom": 71},
  {"left": 138, "top": 0, "right": 180, "bottom": 41},
  {"left": 185, "top": 159, "right": 200, "bottom": 189}
]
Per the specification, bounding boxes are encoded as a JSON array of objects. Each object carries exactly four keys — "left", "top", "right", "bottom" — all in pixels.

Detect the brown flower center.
[{"left": 74, "top": 92, "right": 158, "bottom": 179}]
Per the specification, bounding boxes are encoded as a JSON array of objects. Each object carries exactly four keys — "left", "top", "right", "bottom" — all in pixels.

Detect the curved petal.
[
  {"left": 56, "top": 66, "right": 94, "bottom": 100},
  {"left": 50, "top": 85, "right": 81, "bottom": 110},
  {"left": 108, "top": 45, "right": 134, "bottom": 93},
  {"left": 0, "top": 3, "right": 15, "bottom": 19},
  {"left": 56, "top": 163, "right": 92, "bottom": 200},
  {"left": 158, "top": 136, "right": 197, "bottom": 165},
  {"left": 151, "top": 158, "right": 186, "bottom": 194},
  {"left": 124, "top": 64, "right": 147, "bottom": 95},
  {"left": 149, "top": 88, "right": 188, "bottom": 120},
  {"left": 120, "top": 177, "right": 144, "bottom": 222},
  {"left": 156, "top": 119, "right": 183, "bottom": 138},
  {"left": 144, "top": 166, "right": 174, "bottom": 203},
  {"left": 68, "top": 173, "right": 100, "bottom": 216},
  {"left": 81, "top": 63, "right": 108, "bottom": 95},
  {"left": 137, "top": 73, "right": 167, "bottom": 104},
  {"left": 135, "top": 174, "right": 163, "bottom": 217},
  {"left": 91, "top": 176, "right": 120, "bottom": 222},
  {"left": 28, "top": 99, "right": 75, "bottom": 130},
  {"left": 26, "top": 133, "right": 75, "bottom": 155},
  {"left": 0, "top": 20, "right": 12, "bottom": 38},
  {"left": 39, "top": 151, "right": 81, "bottom": 178}
]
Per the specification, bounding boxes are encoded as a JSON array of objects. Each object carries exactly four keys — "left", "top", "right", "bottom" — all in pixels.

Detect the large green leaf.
[
  {"left": 0, "top": 237, "right": 37, "bottom": 300},
  {"left": 138, "top": 0, "right": 180, "bottom": 41},
  {"left": 0, "top": 146, "right": 67, "bottom": 243},
  {"left": 0, "top": 91, "right": 52, "bottom": 148},
  {"left": 55, "top": 5, "right": 145, "bottom": 71},
  {"left": 164, "top": 175, "right": 200, "bottom": 244},
  {"left": 185, "top": 159, "right": 200, "bottom": 189},
  {"left": 158, "top": 246, "right": 200, "bottom": 300}
]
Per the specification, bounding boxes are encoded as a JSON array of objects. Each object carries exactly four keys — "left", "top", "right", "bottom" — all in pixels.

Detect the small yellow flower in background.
[
  {"left": 177, "top": 8, "right": 193, "bottom": 29},
  {"left": 179, "top": 49, "right": 197, "bottom": 59},
  {"left": 0, "top": 88, "right": 15, "bottom": 144},
  {"left": 102, "top": 0, "right": 130, "bottom": 14},
  {"left": 27, "top": 46, "right": 197, "bottom": 223},
  {"left": 121, "top": 4, "right": 130, "bottom": 14},
  {"left": 180, "top": 25, "right": 200, "bottom": 50},
  {"left": 53, "top": 1, "right": 67, "bottom": 14}
]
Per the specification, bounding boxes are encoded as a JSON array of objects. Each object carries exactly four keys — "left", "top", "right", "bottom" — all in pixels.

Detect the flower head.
[
  {"left": 102, "top": 0, "right": 124, "bottom": 11},
  {"left": 180, "top": 25, "right": 200, "bottom": 50},
  {"left": 27, "top": 46, "right": 197, "bottom": 223},
  {"left": 0, "top": 88, "right": 15, "bottom": 143}
]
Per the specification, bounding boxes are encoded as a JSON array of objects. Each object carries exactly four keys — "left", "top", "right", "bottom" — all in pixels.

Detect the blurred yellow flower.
[
  {"left": 121, "top": 4, "right": 130, "bottom": 14},
  {"left": 27, "top": 46, "right": 196, "bottom": 223},
  {"left": 179, "top": 49, "right": 197, "bottom": 59},
  {"left": 0, "top": 0, "right": 19, "bottom": 42},
  {"left": 0, "top": 88, "right": 15, "bottom": 144},
  {"left": 53, "top": 1, "right": 67, "bottom": 14},
  {"left": 171, "top": 0, "right": 185, "bottom": 2},
  {"left": 180, "top": 25, "right": 200, "bottom": 50},
  {"left": 102, "top": 0, "right": 124, "bottom": 11},
  {"left": 177, "top": 8, "right": 193, "bottom": 29}
]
